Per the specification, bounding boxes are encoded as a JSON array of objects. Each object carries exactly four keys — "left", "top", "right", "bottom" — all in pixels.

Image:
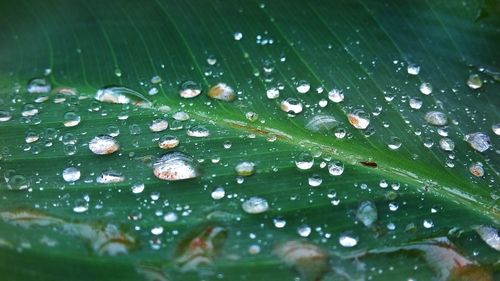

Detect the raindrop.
[
  {"left": 492, "top": 124, "right": 500, "bottom": 135},
  {"left": 63, "top": 112, "right": 81, "bottom": 127},
  {"left": 7, "top": 175, "right": 29, "bottom": 190},
  {"left": 211, "top": 186, "right": 225, "bottom": 200},
  {"left": 439, "top": 138, "right": 455, "bottom": 151},
  {"left": 242, "top": 197, "right": 269, "bottom": 214},
  {"left": 467, "top": 74, "right": 482, "bottom": 89},
  {"left": 245, "top": 112, "right": 258, "bottom": 122},
  {"left": 339, "top": 232, "right": 358, "bottom": 247},
  {"left": 308, "top": 174, "right": 322, "bottom": 187},
  {"left": 235, "top": 161, "right": 255, "bottom": 176},
  {"left": 22, "top": 104, "right": 38, "bottom": 117},
  {"left": 151, "top": 75, "right": 162, "bottom": 84},
  {"left": 419, "top": 82, "right": 433, "bottom": 95},
  {"left": 334, "top": 127, "right": 347, "bottom": 139},
  {"left": 163, "top": 212, "right": 178, "bottom": 222},
  {"left": 96, "top": 170, "right": 125, "bottom": 184},
  {"left": 0, "top": 110, "right": 12, "bottom": 122},
  {"left": 172, "top": 111, "right": 190, "bottom": 121},
  {"left": 27, "top": 77, "right": 51, "bottom": 94},
  {"left": 206, "top": 55, "right": 217, "bottom": 65},
  {"left": 95, "top": 86, "right": 151, "bottom": 106},
  {"left": 88, "top": 135, "right": 120, "bottom": 155},
  {"left": 233, "top": 31, "right": 243, "bottom": 41},
  {"left": 328, "top": 160, "right": 344, "bottom": 176},
  {"left": 347, "top": 109, "right": 370, "bottom": 129},
  {"left": 425, "top": 111, "right": 447, "bottom": 126},
  {"left": 295, "top": 152, "right": 314, "bottom": 170},
  {"left": 153, "top": 152, "right": 199, "bottom": 181},
  {"left": 469, "top": 163, "right": 484, "bottom": 177},
  {"left": 208, "top": 83, "right": 235, "bottom": 101},
  {"left": 305, "top": 115, "right": 337, "bottom": 133},
  {"left": 280, "top": 98, "right": 303, "bottom": 114},
  {"left": 356, "top": 201, "right": 378, "bottom": 227},
  {"left": 151, "top": 226, "right": 164, "bottom": 235},
  {"left": 407, "top": 64, "right": 420, "bottom": 75},
  {"left": 62, "top": 167, "right": 81, "bottom": 182},
  {"left": 149, "top": 119, "right": 169, "bottom": 132},
  {"left": 73, "top": 199, "right": 89, "bottom": 213},
  {"left": 187, "top": 125, "right": 210, "bottom": 137},
  {"left": 25, "top": 131, "right": 39, "bottom": 143},
  {"left": 295, "top": 80, "right": 310, "bottom": 94},
  {"left": 409, "top": 97, "right": 422, "bottom": 109},
  {"left": 273, "top": 217, "right": 286, "bottom": 228},
  {"left": 297, "top": 224, "right": 311, "bottom": 237},
  {"left": 328, "top": 89, "right": 344, "bottom": 103},
  {"left": 266, "top": 87, "right": 280, "bottom": 99},
  {"left": 158, "top": 135, "right": 180, "bottom": 149},
  {"left": 464, "top": 132, "right": 491, "bottom": 152},
  {"left": 179, "top": 81, "right": 202, "bottom": 98},
  {"left": 387, "top": 137, "right": 402, "bottom": 150},
  {"left": 131, "top": 182, "right": 145, "bottom": 194},
  {"left": 423, "top": 219, "right": 434, "bottom": 229}
]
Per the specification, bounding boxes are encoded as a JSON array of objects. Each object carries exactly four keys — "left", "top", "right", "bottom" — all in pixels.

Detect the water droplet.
[
  {"left": 273, "top": 217, "right": 287, "bottom": 228},
  {"left": 27, "top": 77, "right": 51, "bottom": 94},
  {"left": 131, "top": 182, "right": 145, "bottom": 194},
  {"left": 407, "top": 64, "right": 420, "bottom": 75},
  {"left": 409, "top": 97, "right": 423, "bottom": 109},
  {"left": 235, "top": 161, "right": 255, "bottom": 176},
  {"left": 22, "top": 104, "right": 39, "bottom": 117},
  {"left": 114, "top": 68, "right": 122, "bottom": 77},
  {"left": 469, "top": 162, "right": 484, "bottom": 177},
  {"left": 172, "top": 111, "right": 190, "bottom": 121},
  {"left": 419, "top": 82, "right": 433, "bottom": 95},
  {"left": 328, "top": 88, "right": 344, "bottom": 103},
  {"left": 0, "top": 110, "right": 12, "bottom": 122},
  {"left": 347, "top": 109, "right": 370, "bottom": 129},
  {"left": 297, "top": 224, "right": 311, "bottom": 237},
  {"left": 73, "top": 199, "right": 89, "bottom": 213},
  {"left": 467, "top": 74, "right": 482, "bottom": 89},
  {"left": 328, "top": 160, "right": 344, "bottom": 176},
  {"left": 425, "top": 111, "right": 447, "bottom": 126},
  {"left": 245, "top": 111, "right": 258, "bottom": 122},
  {"left": 158, "top": 135, "right": 180, "bottom": 149},
  {"left": 295, "top": 152, "right": 314, "bottom": 170},
  {"left": 88, "top": 135, "right": 120, "bottom": 155},
  {"left": 242, "top": 197, "right": 269, "bottom": 214},
  {"left": 62, "top": 167, "right": 81, "bottom": 182},
  {"left": 280, "top": 98, "right": 303, "bottom": 114},
  {"left": 96, "top": 170, "right": 125, "bottom": 184},
  {"left": 233, "top": 31, "right": 243, "bottom": 41},
  {"left": 492, "top": 124, "right": 500, "bottom": 135},
  {"left": 208, "top": 83, "right": 235, "bottom": 102},
  {"left": 25, "top": 131, "right": 39, "bottom": 143},
  {"left": 63, "top": 112, "right": 81, "bottom": 127},
  {"left": 95, "top": 86, "right": 151, "bottom": 106},
  {"left": 149, "top": 119, "right": 169, "bottom": 132},
  {"left": 153, "top": 152, "right": 199, "bottom": 181},
  {"left": 296, "top": 80, "right": 310, "bottom": 94},
  {"left": 151, "top": 75, "right": 162, "bottom": 84},
  {"left": 266, "top": 87, "right": 280, "bottom": 99},
  {"left": 308, "top": 174, "right": 322, "bottom": 187},
  {"left": 187, "top": 125, "right": 210, "bottom": 137},
  {"left": 387, "top": 137, "right": 402, "bottom": 150},
  {"left": 356, "top": 201, "right": 378, "bottom": 227},
  {"left": 211, "top": 186, "right": 225, "bottom": 200},
  {"left": 179, "top": 81, "right": 202, "bottom": 98},
  {"left": 334, "top": 127, "right": 347, "bottom": 139},
  {"left": 7, "top": 175, "right": 29, "bottom": 190},
  {"left": 206, "top": 55, "right": 217, "bottom": 65},
  {"left": 339, "top": 232, "right": 358, "bottom": 247},
  {"left": 474, "top": 225, "right": 499, "bottom": 251},
  {"left": 464, "top": 132, "right": 491, "bottom": 152},
  {"left": 163, "top": 212, "right": 178, "bottom": 222},
  {"left": 305, "top": 115, "right": 337, "bottom": 133},
  {"left": 439, "top": 138, "right": 455, "bottom": 151},
  {"left": 424, "top": 138, "right": 434, "bottom": 148},
  {"left": 423, "top": 219, "right": 434, "bottom": 229},
  {"left": 151, "top": 226, "right": 164, "bottom": 235}
]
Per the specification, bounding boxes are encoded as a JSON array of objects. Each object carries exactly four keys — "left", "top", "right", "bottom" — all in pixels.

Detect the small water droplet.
[
  {"left": 235, "top": 161, "right": 255, "bottom": 176},
  {"left": 387, "top": 137, "right": 402, "bottom": 150},
  {"left": 308, "top": 174, "right": 322, "bottom": 187},
  {"left": 280, "top": 98, "right": 303, "bottom": 115},
  {"left": 149, "top": 119, "right": 169, "bottom": 132},
  {"left": 151, "top": 75, "right": 162, "bottom": 84},
  {"left": 467, "top": 74, "right": 482, "bottom": 89},
  {"left": 423, "top": 219, "right": 434, "bottom": 229},
  {"left": 27, "top": 77, "right": 51, "bottom": 94},
  {"left": 464, "top": 132, "right": 491, "bottom": 152},
  {"left": 0, "top": 110, "right": 12, "bottom": 122},
  {"left": 207, "top": 83, "right": 235, "bottom": 101},
  {"left": 151, "top": 226, "right": 164, "bottom": 235},
  {"left": 96, "top": 170, "right": 125, "bottom": 184},
  {"left": 328, "top": 160, "right": 344, "bottom": 176},
  {"left": 297, "top": 224, "right": 311, "bottom": 237},
  {"left": 295, "top": 80, "right": 310, "bottom": 94},
  {"left": 179, "top": 81, "right": 202, "bottom": 98},
  {"left": 63, "top": 112, "right": 81, "bottom": 127},
  {"left": 328, "top": 88, "right": 344, "bottom": 103},
  {"left": 273, "top": 217, "right": 286, "bottom": 228},
  {"left": 211, "top": 186, "right": 225, "bottom": 200},
  {"left": 409, "top": 97, "right": 423, "bottom": 109},
  {"left": 266, "top": 87, "right": 280, "bottom": 99},
  {"left": 131, "top": 182, "right": 145, "bottom": 194},
  {"left": 295, "top": 152, "right": 314, "bottom": 170},
  {"left": 153, "top": 152, "right": 199, "bottom": 181},
  {"left": 439, "top": 138, "right": 455, "bottom": 151},
  {"left": 356, "top": 201, "right": 378, "bottom": 227},
  {"left": 425, "top": 111, "right": 447, "bottom": 126},
  {"left": 469, "top": 162, "right": 484, "bottom": 177},
  {"left": 158, "top": 135, "right": 180, "bottom": 149},
  {"left": 242, "top": 197, "right": 269, "bottom": 214},
  {"left": 419, "top": 82, "right": 433, "bottom": 95},
  {"left": 347, "top": 109, "right": 370, "bottom": 129},
  {"left": 187, "top": 125, "right": 210, "bottom": 137},
  {"left": 73, "top": 199, "right": 89, "bottom": 213},
  {"left": 407, "top": 64, "right": 420, "bottom": 75},
  {"left": 233, "top": 31, "right": 243, "bottom": 41},
  {"left": 339, "top": 232, "right": 358, "bottom": 247}
]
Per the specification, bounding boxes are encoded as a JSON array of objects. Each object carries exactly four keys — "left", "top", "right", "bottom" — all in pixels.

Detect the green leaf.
[{"left": 0, "top": 0, "right": 498, "bottom": 280}]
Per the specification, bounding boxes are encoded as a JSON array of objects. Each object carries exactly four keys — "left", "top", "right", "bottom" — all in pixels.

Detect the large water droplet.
[
  {"left": 187, "top": 125, "right": 210, "bottom": 137},
  {"left": 88, "top": 135, "right": 120, "bottom": 155},
  {"left": 347, "top": 109, "right": 370, "bottom": 129},
  {"left": 207, "top": 83, "right": 236, "bottom": 102},
  {"left": 158, "top": 135, "right": 180, "bottom": 149},
  {"left": 242, "top": 197, "right": 269, "bottom": 214},
  {"left": 62, "top": 167, "right": 81, "bottom": 182},
  {"left": 425, "top": 111, "right": 447, "bottom": 126},
  {"left": 464, "top": 132, "right": 491, "bottom": 152},
  {"left": 474, "top": 225, "right": 499, "bottom": 251},
  {"left": 179, "top": 81, "right": 202, "bottom": 98},
  {"left": 95, "top": 86, "right": 151, "bottom": 106},
  {"left": 280, "top": 98, "right": 303, "bottom": 115},
  {"left": 467, "top": 74, "right": 482, "bottom": 89},
  {"left": 407, "top": 63, "right": 420, "bottom": 75},
  {"left": 149, "top": 119, "right": 169, "bottom": 132},
  {"left": 328, "top": 89, "right": 344, "bottom": 103},
  {"left": 296, "top": 80, "right": 310, "bottom": 94},
  {"left": 27, "top": 77, "right": 51, "bottom": 94},
  {"left": 356, "top": 201, "right": 378, "bottom": 227},
  {"left": 439, "top": 138, "right": 455, "bottom": 151},
  {"left": 153, "top": 152, "right": 199, "bottom": 181},
  {"left": 235, "top": 161, "right": 255, "bottom": 176},
  {"left": 295, "top": 152, "right": 314, "bottom": 170},
  {"left": 328, "top": 160, "right": 344, "bottom": 176}
]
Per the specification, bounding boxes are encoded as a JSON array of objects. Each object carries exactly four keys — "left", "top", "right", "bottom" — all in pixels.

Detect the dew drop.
[
  {"left": 235, "top": 161, "right": 255, "bottom": 176},
  {"left": 297, "top": 224, "right": 311, "bottom": 237},
  {"left": 179, "top": 81, "right": 202, "bottom": 98},
  {"left": 187, "top": 125, "right": 210, "bottom": 137},
  {"left": 295, "top": 152, "right": 314, "bottom": 170},
  {"left": 295, "top": 80, "right": 310, "bottom": 94},
  {"left": 423, "top": 219, "right": 434, "bottom": 229},
  {"left": 387, "top": 137, "right": 402, "bottom": 150},
  {"left": 27, "top": 77, "right": 51, "bottom": 94},
  {"left": 233, "top": 31, "right": 243, "bottom": 41},
  {"left": 347, "top": 109, "right": 370, "bottom": 129},
  {"left": 356, "top": 201, "right": 378, "bottom": 227},
  {"left": 308, "top": 174, "right": 323, "bottom": 187},
  {"left": 464, "top": 132, "right": 491, "bottom": 152},
  {"left": 88, "top": 135, "right": 120, "bottom": 155},
  {"left": 492, "top": 124, "right": 500, "bottom": 135},
  {"left": 95, "top": 86, "right": 151, "bottom": 106},
  {"left": 266, "top": 87, "right": 280, "bottom": 99},
  {"left": 0, "top": 110, "right": 12, "bottom": 122},
  {"left": 131, "top": 182, "right": 145, "bottom": 194},
  {"left": 328, "top": 89, "right": 344, "bottom": 103},
  {"left": 425, "top": 111, "right": 447, "bottom": 126},
  {"left": 151, "top": 226, "right": 164, "bottom": 235},
  {"left": 339, "top": 232, "right": 358, "bottom": 247},
  {"left": 328, "top": 160, "right": 344, "bottom": 176},
  {"left": 62, "top": 167, "right": 81, "bottom": 182},
  {"left": 153, "top": 152, "right": 199, "bottom": 181},
  {"left": 158, "top": 135, "right": 180, "bottom": 149},
  {"left": 211, "top": 186, "right": 225, "bottom": 200},
  {"left": 469, "top": 162, "right": 484, "bottom": 177},
  {"left": 149, "top": 119, "right": 169, "bottom": 132},
  {"left": 439, "top": 138, "right": 454, "bottom": 151},
  {"left": 273, "top": 217, "right": 287, "bottom": 228},
  {"left": 407, "top": 64, "right": 420, "bottom": 75},
  {"left": 207, "top": 83, "right": 235, "bottom": 102},
  {"left": 242, "top": 197, "right": 269, "bottom": 214},
  {"left": 280, "top": 98, "right": 303, "bottom": 115},
  {"left": 63, "top": 112, "right": 81, "bottom": 127},
  {"left": 409, "top": 97, "right": 422, "bottom": 109},
  {"left": 467, "top": 74, "right": 482, "bottom": 89},
  {"left": 73, "top": 199, "right": 89, "bottom": 213},
  {"left": 96, "top": 170, "right": 125, "bottom": 184},
  {"left": 419, "top": 82, "right": 433, "bottom": 95}
]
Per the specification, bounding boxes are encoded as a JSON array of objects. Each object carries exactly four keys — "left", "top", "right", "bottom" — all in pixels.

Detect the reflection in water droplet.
[
  {"left": 88, "top": 135, "right": 120, "bottom": 155},
  {"left": 242, "top": 197, "right": 269, "bottom": 214},
  {"left": 339, "top": 232, "right": 358, "bottom": 247},
  {"left": 179, "top": 81, "right": 202, "bottom": 98},
  {"left": 425, "top": 111, "right": 447, "bottom": 126},
  {"left": 158, "top": 135, "right": 180, "bottom": 149},
  {"left": 235, "top": 161, "right": 255, "bottom": 176},
  {"left": 419, "top": 82, "right": 433, "bottom": 95},
  {"left": 464, "top": 132, "right": 491, "bottom": 152},
  {"left": 328, "top": 88, "right": 344, "bottom": 103},
  {"left": 328, "top": 160, "right": 344, "bottom": 176},
  {"left": 63, "top": 167, "right": 81, "bottom": 182},
  {"left": 207, "top": 83, "right": 236, "bottom": 101},
  {"left": 280, "top": 98, "right": 303, "bottom": 115},
  {"left": 153, "top": 152, "right": 199, "bottom": 181},
  {"left": 348, "top": 109, "right": 370, "bottom": 129},
  {"left": 467, "top": 74, "right": 482, "bottom": 89},
  {"left": 295, "top": 152, "right": 314, "bottom": 170}
]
